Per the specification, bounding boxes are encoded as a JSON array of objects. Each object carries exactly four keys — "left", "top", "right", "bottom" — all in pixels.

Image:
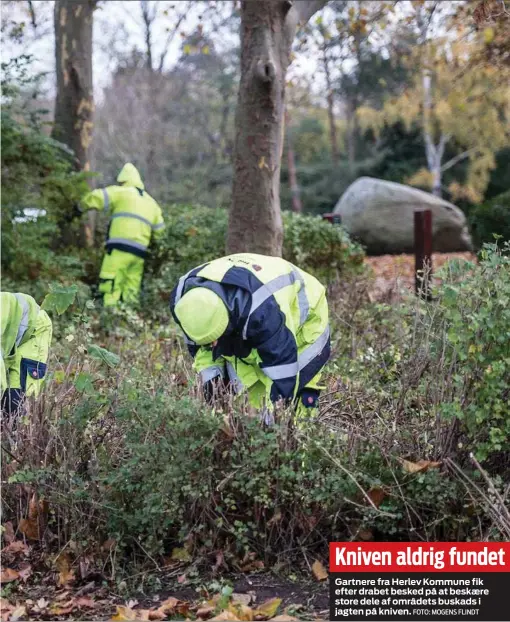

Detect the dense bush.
[
  {"left": 143, "top": 204, "right": 365, "bottom": 314},
  {"left": 469, "top": 190, "right": 510, "bottom": 248},
  {"left": 434, "top": 243, "right": 510, "bottom": 460}
]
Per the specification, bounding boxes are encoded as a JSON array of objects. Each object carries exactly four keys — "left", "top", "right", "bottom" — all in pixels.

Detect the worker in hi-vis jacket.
[
  {"left": 1, "top": 292, "right": 53, "bottom": 416},
  {"left": 170, "top": 253, "right": 331, "bottom": 417},
  {"left": 81, "top": 163, "right": 165, "bottom": 306}
]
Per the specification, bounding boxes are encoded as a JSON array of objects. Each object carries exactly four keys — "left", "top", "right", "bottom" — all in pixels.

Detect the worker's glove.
[{"left": 298, "top": 389, "right": 320, "bottom": 410}]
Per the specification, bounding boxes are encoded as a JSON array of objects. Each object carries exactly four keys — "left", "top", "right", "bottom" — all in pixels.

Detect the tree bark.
[
  {"left": 227, "top": 0, "right": 327, "bottom": 256},
  {"left": 53, "top": 0, "right": 96, "bottom": 244},
  {"left": 285, "top": 109, "right": 302, "bottom": 213}
]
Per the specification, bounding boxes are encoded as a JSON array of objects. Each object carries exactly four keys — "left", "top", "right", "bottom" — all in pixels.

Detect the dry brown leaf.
[
  {"left": 272, "top": 616, "right": 299, "bottom": 622},
  {"left": 401, "top": 459, "right": 442, "bottom": 474},
  {"left": 0, "top": 568, "right": 19, "bottom": 584},
  {"left": 156, "top": 597, "right": 179, "bottom": 614},
  {"left": 240, "top": 560, "right": 264, "bottom": 572},
  {"left": 367, "top": 487, "right": 386, "bottom": 508},
  {"left": 2, "top": 522, "right": 15, "bottom": 544},
  {"left": 312, "top": 560, "right": 328, "bottom": 581},
  {"left": 1, "top": 541, "right": 29, "bottom": 557},
  {"left": 75, "top": 597, "right": 96, "bottom": 609},
  {"left": 254, "top": 597, "right": 282, "bottom": 619},
  {"left": 147, "top": 610, "right": 166, "bottom": 621},
  {"left": 102, "top": 538, "right": 117, "bottom": 552},
  {"left": 18, "top": 517, "right": 39, "bottom": 541},
  {"left": 0, "top": 598, "right": 14, "bottom": 619},
  {"left": 56, "top": 553, "right": 75, "bottom": 586},
  {"left": 197, "top": 605, "right": 215, "bottom": 619},
  {"left": 209, "top": 611, "right": 241, "bottom": 622},
  {"left": 228, "top": 603, "right": 254, "bottom": 621},
  {"left": 111, "top": 606, "right": 138, "bottom": 621}
]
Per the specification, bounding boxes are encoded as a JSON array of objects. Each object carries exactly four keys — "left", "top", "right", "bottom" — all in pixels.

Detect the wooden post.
[{"left": 414, "top": 209, "right": 433, "bottom": 299}]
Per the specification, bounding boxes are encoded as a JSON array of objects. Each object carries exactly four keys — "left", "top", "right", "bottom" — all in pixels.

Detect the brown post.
[{"left": 414, "top": 209, "right": 433, "bottom": 299}]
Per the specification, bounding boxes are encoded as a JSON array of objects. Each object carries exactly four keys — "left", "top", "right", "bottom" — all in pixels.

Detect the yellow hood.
[{"left": 117, "top": 163, "right": 145, "bottom": 190}]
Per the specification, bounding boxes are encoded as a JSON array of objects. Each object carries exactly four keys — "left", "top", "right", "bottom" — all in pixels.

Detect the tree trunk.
[
  {"left": 323, "top": 49, "right": 339, "bottom": 164},
  {"left": 346, "top": 101, "right": 357, "bottom": 170},
  {"left": 53, "top": 0, "right": 96, "bottom": 245},
  {"left": 285, "top": 109, "right": 302, "bottom": 213},
  {"left": 227, "top": 0, "right": 327, "bottom": 256}
]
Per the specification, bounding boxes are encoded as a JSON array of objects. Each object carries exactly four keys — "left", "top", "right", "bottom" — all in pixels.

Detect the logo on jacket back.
[{"left": 252, "top": 264, "right": 262, "bottom": 272}]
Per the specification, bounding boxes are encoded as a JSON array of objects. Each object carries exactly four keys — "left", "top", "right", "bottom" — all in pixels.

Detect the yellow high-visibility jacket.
[
  {"left": 81, "top": 163, "right": 165, "bottom": 258},
  {"left": 170, "top": 254, "right": 330, "bottom": 408}
]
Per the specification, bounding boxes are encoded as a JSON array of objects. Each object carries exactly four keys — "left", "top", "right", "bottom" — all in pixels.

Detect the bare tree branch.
[
  {"left": 296, "top": 0, "right": 328, "bottom": 24},
  {"left": 440, "top": 148, "right": 478, "bottom": 172}
]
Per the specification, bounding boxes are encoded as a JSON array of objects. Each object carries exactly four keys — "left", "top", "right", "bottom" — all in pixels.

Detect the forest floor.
[
  {"left": 365, "top": 251, "right": 476, "bottom": 302},
  {"left": 1, "top": 547, "right": 330, "bottom": 621}
]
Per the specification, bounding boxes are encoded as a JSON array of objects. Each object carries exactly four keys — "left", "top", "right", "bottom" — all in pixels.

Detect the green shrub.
[
  {"left": 434, "top": 242, "right": 510, "bottom": 460},
  {"left": 469, "top": 190, "right": 510, "bottom": 248},
  {"left": 282, "top": 211, "right": 365, "bottom": 280},
  {"left": 143, "top": 204, "right": 365, "bottom": 314}
]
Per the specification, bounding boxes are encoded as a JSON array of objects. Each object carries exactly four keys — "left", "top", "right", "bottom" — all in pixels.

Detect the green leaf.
[
  {"left": 74, "top": 372, "right": 94, "bottom": 393},
  {"left": 41, "top": 284, "right": 78, "bottom": 315},
  {"left": 87, "top": 344, "right": 120, "bottom": 368}
]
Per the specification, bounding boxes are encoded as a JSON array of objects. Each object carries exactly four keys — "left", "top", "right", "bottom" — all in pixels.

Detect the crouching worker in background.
[
  {"left": 170, "top": 254, "right": 331, "bottom": 418},
  {"left": 1, "top": 292, "right": 53, "bottom": 416}
]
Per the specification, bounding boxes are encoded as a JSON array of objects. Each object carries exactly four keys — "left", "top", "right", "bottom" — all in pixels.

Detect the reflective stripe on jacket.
[{"left": 169, "top": 253, "right": 330, "bottom": 404}]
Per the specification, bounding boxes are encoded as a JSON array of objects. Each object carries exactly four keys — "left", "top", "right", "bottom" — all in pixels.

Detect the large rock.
[{"left": 333, "top": 177, "right": 472, "bottom": 254}]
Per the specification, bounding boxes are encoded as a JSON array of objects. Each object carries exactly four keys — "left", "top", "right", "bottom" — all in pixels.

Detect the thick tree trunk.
[
  {"left": 53, "top": 0, "right": 96, "bottom": 244},
  {"left": 227, "top": 0, "right": 326, "bottom": 256},
  {"left": 285, "top": 110, "right": 302, "bottom": 213}
]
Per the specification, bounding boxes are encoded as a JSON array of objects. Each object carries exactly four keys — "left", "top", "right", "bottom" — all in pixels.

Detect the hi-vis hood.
[{"left": 117, "top": 163, "right": 145, "bottom": 190}]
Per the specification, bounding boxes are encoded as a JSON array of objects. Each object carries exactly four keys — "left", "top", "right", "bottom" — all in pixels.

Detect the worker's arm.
[
  {"left": 246, "top": 302, "right": 299, "bottom": 403},
  {"left": 152, "top": 203, "right": 165, "bottom": 239},
  {"left": 80, "top": 186, "right": 117, "bottom": 213}
]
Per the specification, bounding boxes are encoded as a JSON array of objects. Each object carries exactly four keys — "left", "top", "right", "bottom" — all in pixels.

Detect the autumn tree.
[
  {"left": 226, "top": 0, "right": 328, "bottom": 257},
  {"left": 357, "top": 2, "right": 510, "bottom": 202}
]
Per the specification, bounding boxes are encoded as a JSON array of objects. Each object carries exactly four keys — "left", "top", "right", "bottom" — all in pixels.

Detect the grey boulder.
[{"left": 333, "top": 177, "right": 472, "bottom": 254}]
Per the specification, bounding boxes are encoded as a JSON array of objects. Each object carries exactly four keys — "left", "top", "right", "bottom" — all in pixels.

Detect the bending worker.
[
  {"left": 81, "top": 163, "right": 165, "bottom": 306},
  {"left": 1, "top": 292, "right": 53, "bottom": 415},
  {"left": 170, "top": 254, "right": 331, "bottom": 415}
]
